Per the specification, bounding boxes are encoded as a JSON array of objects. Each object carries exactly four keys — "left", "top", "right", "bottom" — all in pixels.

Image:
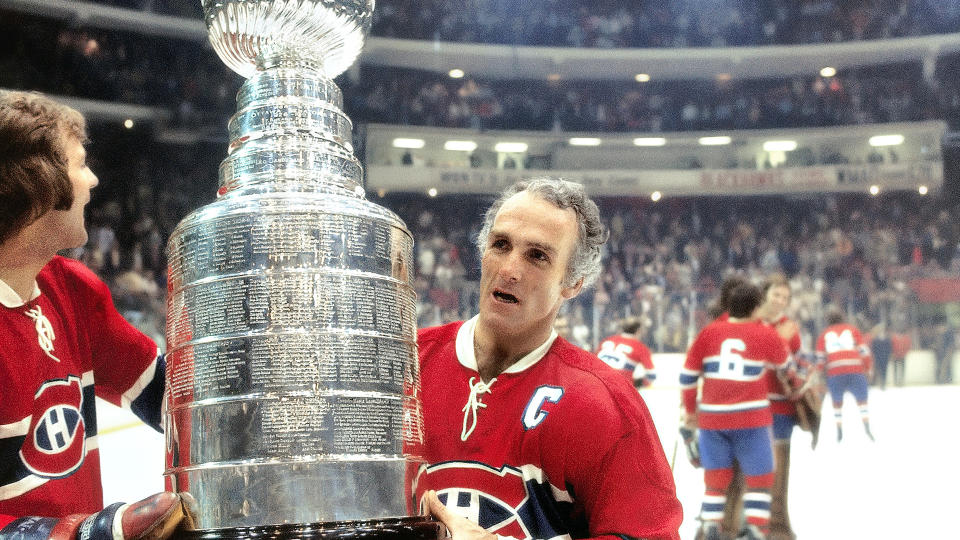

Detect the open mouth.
[{"left": 493, "top": 290, "right": 519, "bottom": 304}]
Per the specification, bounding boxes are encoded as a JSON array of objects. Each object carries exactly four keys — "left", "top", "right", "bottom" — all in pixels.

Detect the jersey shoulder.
[{"left": 39, "top": 256, "right": 109, "bottom": 299}]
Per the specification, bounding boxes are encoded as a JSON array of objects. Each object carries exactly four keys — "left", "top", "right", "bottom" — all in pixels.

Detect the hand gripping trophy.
[{"left": 163, "top": 2, "right": 440, "bottom": 539}]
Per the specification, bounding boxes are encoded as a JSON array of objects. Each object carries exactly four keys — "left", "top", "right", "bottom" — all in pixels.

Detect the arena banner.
[
  {"left": 367, "top": 161, "right": 942, "bottom": 196},
  {"left": 909, "top": 278, "right": 960, "bottom": 303}
]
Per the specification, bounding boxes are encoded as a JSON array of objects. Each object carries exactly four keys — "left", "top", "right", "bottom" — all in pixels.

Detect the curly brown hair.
[{"left": 0, "top": 91, "right": 87, "bottom": 245}]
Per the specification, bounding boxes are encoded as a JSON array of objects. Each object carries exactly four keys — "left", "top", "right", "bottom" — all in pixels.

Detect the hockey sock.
[
  {"left": 743, "top": 474, "right": 773, "bottom": 533},
  {"left": 702, "top": 468, "right": 734, "bottom": 523},
  {"left": 858, "top": 404, "right": 874, "bottom": 441}
]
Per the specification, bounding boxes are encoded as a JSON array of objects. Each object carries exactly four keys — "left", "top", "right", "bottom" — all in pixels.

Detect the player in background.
[
  {"left": 815, "top": 308, "right": 875, "bottom": 442},
  {"left": 706, "top": 275, "right": 749, "bottom": 321},
  {"left": 0, "top": 92, "right": 189, "bottom": 539},
  {"left": 750, "top": 276, "right": 819, "bottom": 540},
  {"left": 415, "top": 178, "right": 683, "bottom": 540},
  {"left": 595, "top": 316, "right": 656, "bottom": 388},
  {"left": 691, "top": 275, "right": 748, "bottom": 540},
  {"left": 681, "top": 283, "right": 791, "bottom": 540}
]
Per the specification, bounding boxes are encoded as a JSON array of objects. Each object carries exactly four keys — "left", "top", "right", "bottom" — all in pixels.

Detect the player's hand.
[
  {"left": 424, "top": 490, "right": 496, "bottom": 540},
  {"left": 117, "top": 492, "right": 193, "bottom": 540},
  {"left": 0, "top": 492, "right": 191, "bottom": 540},
  {"left": 78, "top": 492, "right": 191, "bottom": 540},
  {"left": 682, "top": 411, "right": 698, "bottom": 430}
]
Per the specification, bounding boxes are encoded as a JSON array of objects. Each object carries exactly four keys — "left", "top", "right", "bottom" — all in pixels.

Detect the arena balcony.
[{"left": 3, "top": 0, "right": 958, "bottom": 199}]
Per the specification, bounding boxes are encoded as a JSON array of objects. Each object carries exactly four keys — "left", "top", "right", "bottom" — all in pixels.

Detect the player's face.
[
  {"left": 477, "top": 191, "right": 581, "bottom": 345},
  {"left": 764, "top": 284, "right": 791, "bottom": 317},
  {"left": 36, "top": 135, "right": 99, "bottom": 251}
]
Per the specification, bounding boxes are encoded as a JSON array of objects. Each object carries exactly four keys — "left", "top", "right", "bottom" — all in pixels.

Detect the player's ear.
[{"left": 561, "top": 277, "right": 583, "bottom": 299}]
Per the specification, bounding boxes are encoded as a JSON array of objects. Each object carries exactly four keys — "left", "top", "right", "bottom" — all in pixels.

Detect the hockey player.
[
  {"left": 681, "top": 283, "right": 791, "bottom": 540},
  {"left": 414, "top": 178, "right": 683, "bottom": 540},
  {"left": 594, "top": 316, "right": 656, "bottom": 388},
  {"left": 0, "top": 92, "right": 188, "bottom": 539},
  {"left": 732, "top": 276, "right": 816, "bottom": 540},
  {"left": 815, "top": 308, "right": 875, "bottom": 442}
]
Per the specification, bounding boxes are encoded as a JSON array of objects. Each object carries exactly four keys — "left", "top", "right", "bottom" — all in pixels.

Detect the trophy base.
[{"left": 175, "top": 517, "right": 444, "bottom": 540}]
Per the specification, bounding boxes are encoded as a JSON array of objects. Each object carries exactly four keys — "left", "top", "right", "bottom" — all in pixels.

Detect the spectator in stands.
[
  {"left": 890, "top": 327, "right": 912, "bottom": 386},
  {"left": 870, "top": 323, "right": 892, "bottom": 389}
]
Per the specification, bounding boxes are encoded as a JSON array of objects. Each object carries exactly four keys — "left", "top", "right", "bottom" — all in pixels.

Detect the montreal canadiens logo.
[
  {"left": 20, "top": 376, "right": 86, "bottom": 478},
  {"left": 415, "top": 462, "right": 572, "bottom": 539}
]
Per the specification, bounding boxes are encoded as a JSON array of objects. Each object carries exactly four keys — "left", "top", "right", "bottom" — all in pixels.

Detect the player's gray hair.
[{"left": 475, "top": 177, "right": 608, "bottom": 288}]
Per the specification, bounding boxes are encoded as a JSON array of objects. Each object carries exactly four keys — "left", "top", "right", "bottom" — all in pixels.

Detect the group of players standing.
[{"left": 595, "top": 274, "right": 876, "bottom": 540}]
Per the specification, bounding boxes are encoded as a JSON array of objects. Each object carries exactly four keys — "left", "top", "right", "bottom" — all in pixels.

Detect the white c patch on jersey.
[{"left": 521, "top": 385, "right": 564, "bottom": 430}]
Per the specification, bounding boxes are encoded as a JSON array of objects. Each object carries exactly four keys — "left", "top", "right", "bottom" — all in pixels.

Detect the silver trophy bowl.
[
  {"left": 203, "top": 0, "right": 373, "bottom": 78},
  {"left": 164, "top": 1, "right": 431, "bottom": 533}
]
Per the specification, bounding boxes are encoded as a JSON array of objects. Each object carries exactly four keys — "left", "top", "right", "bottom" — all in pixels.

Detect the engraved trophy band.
[{"left": 163, "top": 2, "right": 435, "bottom": 536}]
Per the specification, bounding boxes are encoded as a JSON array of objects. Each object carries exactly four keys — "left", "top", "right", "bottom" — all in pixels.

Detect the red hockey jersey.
[
  {"left": 414, "top": 318, "right": 682, "bottom": 540},
  {"left": 764, "top": 316, "right": 802, "bottom": 416},
  {"left": 594, "top": 334, "right": 656, "bottom": 387},
  {"left": 681, "top": 319, "right": 788, "bottom": 430},
  {"left": 0, "top": 256, "right": 163, "bottom": 520},
  {"left": 815, "top": 323, "right": 872, "bottom": 377}
]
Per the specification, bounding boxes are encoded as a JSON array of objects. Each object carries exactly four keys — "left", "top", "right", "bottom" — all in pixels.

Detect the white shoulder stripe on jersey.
[
  {"left": 0, "top": 416, "right": 32, "bottom": 438},
  {"left": 0, "top": 474, "right": 47, "bottom": 501},
  {"left": 0, "top": 440, "right": 99, "bottom": 501},
  {"left": 699, "top": 399, "right": 770, "bottom": 412},
  {"left": 423, "top": 461, "right": 573, "bottom": 504},
  {"left": 827, "top": 359, "right": 864, "bottom": 368},
  {"left": 518, "top": 464, "right": 572, "bottom": 503},
  {"left": 703, "top": 354, "right": 767, "bottom": 368},
  {"left": 121, "top": 350, "right": 161, "bottom": 407}
]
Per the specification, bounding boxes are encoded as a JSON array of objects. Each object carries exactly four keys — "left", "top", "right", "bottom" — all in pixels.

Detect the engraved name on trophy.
[{"left": 163, "top": 2, "right": 438, "bottom": 539}]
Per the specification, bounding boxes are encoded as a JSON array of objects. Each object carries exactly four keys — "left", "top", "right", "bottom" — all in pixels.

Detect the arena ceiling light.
[
  {"left": 869, "top": 134, "right": 905, "bottom": 147},
  {"left": 820, "top": 67, "right": 837, "bottom": 77},
  {"left": 698, "top": 136, "right": 731, "bottom": 146},
  {"left": 448, "top": 68, "right": 465, "bottom": 79},
  {"left": 444, "top": 140, "right": 477, "bottom": 151},
  {"left": 869, "top": 185, "right": 880, "bottom": 195},
  {"left": 651, "top": 191, "right": 662, "bottom": 202},
  {"left": 633, "top": 137, "right": 666, "bottom": 146},
  {"left": 494, "top": 142, "right": 528, "bottom": 153},
  {"left": 635, "top": 73, "right": 650, "bottom": 82},
  {"left": 762, "top": 140, "right": 797, "bottom": 152},
  {"left": 392, "top": 138, "right": 425, "bottom": 149},
  {"left": 569, "top": 137, "right": 601, "bottom": 146},
  {"left": 919, "top": 185, "right": 929, "bottom": 195}
]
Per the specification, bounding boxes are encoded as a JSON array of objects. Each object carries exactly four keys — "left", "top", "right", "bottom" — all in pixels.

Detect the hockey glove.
[
  {"left": 679, "top": 426, "right": 701, "bottom": 468},
  {"left": 0, "top": 492, "right": 191, "bottom": 540}
]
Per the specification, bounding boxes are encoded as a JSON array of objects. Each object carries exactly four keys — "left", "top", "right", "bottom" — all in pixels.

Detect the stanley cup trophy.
[{"left": 163, "top": 2, "right": 441, "bottom": 539}]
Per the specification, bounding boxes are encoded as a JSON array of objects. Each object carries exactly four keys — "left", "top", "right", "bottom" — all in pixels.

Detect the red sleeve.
[
  {"left": 639, "top": 343, "right": 655, "bottom": 371},
  {"left": 70, "top": 262, "right": 158, "bottom": 407},
  {"left": 680, "top": 336, "right": 705, "bottom": 415},
  {"left": 559, "top": 383, "right": 683, "bottom": 540},
  {"left": 789, "top": 331, "right": 802, "bottom": 355}
]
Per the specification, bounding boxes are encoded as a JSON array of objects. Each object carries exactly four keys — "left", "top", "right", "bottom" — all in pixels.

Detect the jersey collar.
[
  {"left": 0, "top": 276, "right": 41, "bottom": 308},
  {"left": 454, "top": 315, "right": 559, "bottom": 375}
]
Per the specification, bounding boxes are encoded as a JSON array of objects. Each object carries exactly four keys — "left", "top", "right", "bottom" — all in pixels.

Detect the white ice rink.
[{"left": 98, "top": 378, "right": 960, "bottom": 540}]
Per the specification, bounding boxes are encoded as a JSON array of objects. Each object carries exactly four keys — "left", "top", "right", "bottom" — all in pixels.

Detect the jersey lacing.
[
  {"left": 461, "top": 376, "right": 496, "bottom": 441},
  {"left": 24, "top": 305, "right": 60, "bottom": 362}
]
